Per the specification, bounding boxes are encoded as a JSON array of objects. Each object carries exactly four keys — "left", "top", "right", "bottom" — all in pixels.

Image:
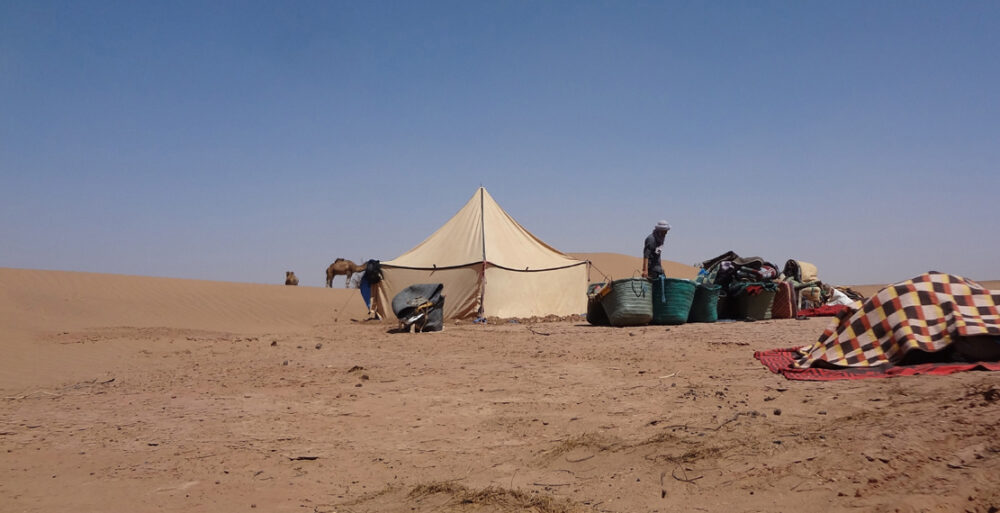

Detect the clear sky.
[{"left": 2, "top": 1, "right": 998, "bottom": 287}]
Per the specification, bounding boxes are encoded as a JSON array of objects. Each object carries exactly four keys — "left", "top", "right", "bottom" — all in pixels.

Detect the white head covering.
[{"left": 653, "top": 220, "right": 670, "bottom": 255}]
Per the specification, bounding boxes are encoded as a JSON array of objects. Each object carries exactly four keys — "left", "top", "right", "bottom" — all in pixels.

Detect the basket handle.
[{"left": 630, "top": 277, "right": 646, "bottom": 298}]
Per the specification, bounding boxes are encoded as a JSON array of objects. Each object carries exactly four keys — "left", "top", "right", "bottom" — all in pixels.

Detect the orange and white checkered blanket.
[{"left": 795, "top": 272, "right": 1000, "bottom": 368}]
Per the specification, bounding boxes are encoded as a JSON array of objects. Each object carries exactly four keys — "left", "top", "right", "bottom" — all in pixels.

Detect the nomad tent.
[{"left": 372, "top": 187, "right": 589, "bottom": 320}]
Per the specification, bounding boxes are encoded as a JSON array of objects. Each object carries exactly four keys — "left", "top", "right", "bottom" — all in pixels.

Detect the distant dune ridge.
[
  {"left": 4, "top": 261, "right": 995, "bottom": 340},
  {"left": 569, "top": 252, "right": 698, "bottom": 282},
  {"left": 0, "top": 256, "right": 695, "bottom": 338},
  {"left": 0, "top": 267, "right": 371, "bottom": 389},
  {"left": 0, "top": 267, "right": 368, "bottom": 336}
]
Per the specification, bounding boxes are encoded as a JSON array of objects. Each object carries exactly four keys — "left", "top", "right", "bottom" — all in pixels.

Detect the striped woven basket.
[
  {"left": 736, "top": 288, "right": 777, "bottom": 321},
  {"left": 651, "top": 277, "right": 696, "bottom": 325},
  {"left": 599, "top": 278, "right": 653, "bottom": 327},
  {"left": 688, "top": 284, "right": 721, "bottom": 323}
]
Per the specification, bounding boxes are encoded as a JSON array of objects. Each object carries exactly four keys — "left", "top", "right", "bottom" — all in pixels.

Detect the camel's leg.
[{"left": 345, "top": 272, "right": 353, "bottom": 288}]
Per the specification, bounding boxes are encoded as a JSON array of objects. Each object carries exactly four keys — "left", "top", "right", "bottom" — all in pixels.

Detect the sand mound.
[
  {"left": 569, "top": 252, "right": 698, "bottom": 282},
  {"left": 0, "top": 268, "right": 366, "bottom": 335},
  {"left": 0, "top": 268, "right": 368, "bottom": 389}
]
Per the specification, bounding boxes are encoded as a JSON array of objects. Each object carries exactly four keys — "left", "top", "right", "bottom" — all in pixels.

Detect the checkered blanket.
[{"left": 794, "top": 272, "right": 1000, "bottom": 368}]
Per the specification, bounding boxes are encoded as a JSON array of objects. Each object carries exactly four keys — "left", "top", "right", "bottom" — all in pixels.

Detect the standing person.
[{"left": 642, "top": 220, "right": 671, "bottom": 279}]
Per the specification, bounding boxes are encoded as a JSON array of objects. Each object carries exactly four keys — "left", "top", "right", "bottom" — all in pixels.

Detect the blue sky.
[{"left": 2, "top": 1, "right": 998, "bottom": 287}]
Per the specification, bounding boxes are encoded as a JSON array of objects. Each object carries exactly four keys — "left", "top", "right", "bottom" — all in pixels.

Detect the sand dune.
[
  {"left": 570, "top": 252, "right": 698, "bottom": 282},
  {"left": 5, "top": 263, "right": 992, "bottom": 338},
  {"left": 4, "top": 263, "right": 992, "bottom": 340},
  {"left": 0, "top": 259, "right": 698, "bottom": 338},
  {"left": 0, "top": 267, "right": 367, "bottom": 335},
  {"left": 0, "top": 267, "right": 368, "bottom": 389}
]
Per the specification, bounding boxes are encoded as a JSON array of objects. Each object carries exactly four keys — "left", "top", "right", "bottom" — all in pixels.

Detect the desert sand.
[{"left": 1, "top": 260, "right": 997, "bottom": 513}]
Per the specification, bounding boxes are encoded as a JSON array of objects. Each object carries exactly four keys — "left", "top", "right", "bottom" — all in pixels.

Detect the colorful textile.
[
  {"left": 729, "top": 280, "right": 778, "bottom": 297},
  {"left": 755, "top": 347, "right": 1000, "bottom": 381},
  {"left": 700, "top": 251, "right": 740, "bottom": 271},
  {"left": 798, "top": 285, "right": 824, "bottom": 308},
  {"left": 795, "top": 272, "right": 1000, "bottom": 368},
  {"left": 797, "top": 304, "right": 850, "bottom": 317},
  {"left": 695, "top": 253, "right": 774, "bottom": 287},
  {"left": 835, "top": 286, "right": 865, "bottom": 302},
  {"left": 783, "top": 260, "right": 818, "bottom": 284},
  {"left": 771, "top": 281, "right": 796, "bottom": 319},
  {"left": 735, "top": 264, "right": 779, "bottom": 282},
  {"left": 826, "top": 287, "right": 855, "bottom": 306}
]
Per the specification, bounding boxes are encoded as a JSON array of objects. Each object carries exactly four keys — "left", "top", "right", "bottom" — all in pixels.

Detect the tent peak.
[{"left": 384, "top": 186, "right": 582, "bottom": 270}]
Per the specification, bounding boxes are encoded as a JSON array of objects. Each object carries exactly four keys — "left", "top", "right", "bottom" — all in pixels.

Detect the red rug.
[
  {"left": 796, "top": 304, "right": 849, "bottom": 317},
  {"left": 754, "top": 347, "right": 1000, "bottom": 381}
]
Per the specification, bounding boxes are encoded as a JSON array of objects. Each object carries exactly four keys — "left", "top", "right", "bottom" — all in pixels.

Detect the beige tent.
[{"left": 373, "top": 187, "right": 589, "bottom": 320}]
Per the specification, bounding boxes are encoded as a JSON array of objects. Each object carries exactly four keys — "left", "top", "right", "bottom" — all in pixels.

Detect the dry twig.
[{"left": 671, "top": 467, "right": 703, "bottom": 483}]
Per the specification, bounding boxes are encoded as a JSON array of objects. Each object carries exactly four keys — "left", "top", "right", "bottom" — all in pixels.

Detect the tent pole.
[
  {"left": 479, "top": 187, "right": 486, "bottom": 316},
  {"left": 480, "top": 187, "right": 486, "bottom": 262}
]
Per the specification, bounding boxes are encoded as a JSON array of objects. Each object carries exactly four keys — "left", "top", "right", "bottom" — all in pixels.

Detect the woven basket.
[
  {"left": 651, "top": 277, "right": 696, "bottom": 325},
  {"left": 587, "top": 296, "right": 610, "bottom": 325},
  {"left": 599, "top": 278, "right": 652, "bottom": 327},
  {"left": 735, "top": 288, "right": 777, "bottom": 321},
  {"left": 716, "top": 294, "right": 735, "bottom": 320},
  {"left": 688, "top": 284, "right": 721, "bottom": 323}
]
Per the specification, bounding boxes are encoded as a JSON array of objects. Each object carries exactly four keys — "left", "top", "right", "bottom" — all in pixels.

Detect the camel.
[
  {"left": 285, "top": 271, "right": 299, "bottom": 286},
  {"left": 326, "top": 258, "right": 366, "bottom": 288}
]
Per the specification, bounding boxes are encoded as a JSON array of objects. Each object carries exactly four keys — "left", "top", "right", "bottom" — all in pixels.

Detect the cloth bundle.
[{"left": 795, "top": 272, "right": 1000, "bottom": 368}]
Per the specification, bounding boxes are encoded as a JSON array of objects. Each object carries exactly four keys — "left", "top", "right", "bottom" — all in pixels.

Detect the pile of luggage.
[{"left": 586, "top": 252, "right": 867, "bottom": 327}]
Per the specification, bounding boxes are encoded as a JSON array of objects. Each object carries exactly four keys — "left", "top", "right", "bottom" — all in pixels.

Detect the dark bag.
[
  {"left": 586, "top": 282, "right": 610, "bottom": 326},
  {"left": 392, "top": 283, "right": 444, "bottom": 332},
  {"left": 364, "top": 259, "right": 383, "bottom": 284}
]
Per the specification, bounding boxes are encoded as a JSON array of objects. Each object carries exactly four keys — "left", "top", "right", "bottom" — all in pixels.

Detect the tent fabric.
[
  {"left": 374, "top": 265, "right": 482, "bottom": 320},
  {"left": 373, "top": 188, "right": 588, "bottom": 320},
  {"left": 483, "top": 264, "right": 588, "bottom": 319},
  {"left": 795, "top": 272, "right": 1000, "bottom": 368}
]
